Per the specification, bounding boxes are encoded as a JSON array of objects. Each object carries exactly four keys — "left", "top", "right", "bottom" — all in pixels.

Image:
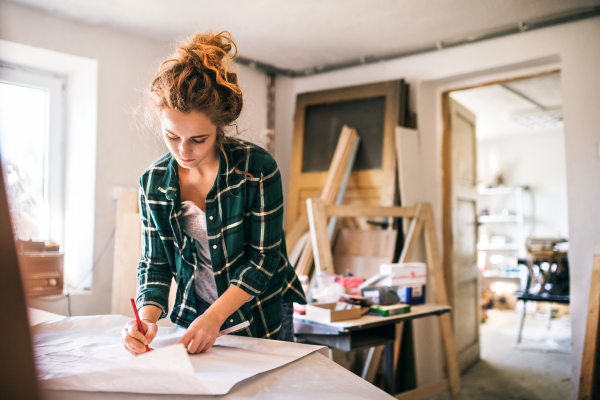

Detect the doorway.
[{"left": 442, "top": 71, "right": 571, "bottom": 398}]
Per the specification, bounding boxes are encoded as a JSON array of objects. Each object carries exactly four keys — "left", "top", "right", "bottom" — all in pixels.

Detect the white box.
[{"left": 379, "top": 263, "right": 426, "bottom": 286}]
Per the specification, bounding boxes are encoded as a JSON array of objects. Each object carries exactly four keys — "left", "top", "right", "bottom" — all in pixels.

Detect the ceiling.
[
  {"left": 5, "top": 0, "right": 600, "bottom": 72},
  {"left": 450, "top": 73, "right": 563, "bottom": 140}
]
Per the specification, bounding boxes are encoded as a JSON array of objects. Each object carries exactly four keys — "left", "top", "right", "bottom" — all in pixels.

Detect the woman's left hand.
[{"left": 177, "top": 312, "right": 223, "bottom": 353}]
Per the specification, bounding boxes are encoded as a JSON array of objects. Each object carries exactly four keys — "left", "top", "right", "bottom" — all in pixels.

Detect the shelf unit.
[{"left": 477, "top": 186, "right": 526, "bottom": 258}]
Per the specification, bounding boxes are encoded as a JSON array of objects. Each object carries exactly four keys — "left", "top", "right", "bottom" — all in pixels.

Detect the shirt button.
[
  {"left": 230, "top": 319, "right": 234, "bottom": 323},
  {"left": 209, "top": 216, "right": 213, "bottom": 220},
  {"left": 213, "top": 245, "right": 217, "bottom": 249}
]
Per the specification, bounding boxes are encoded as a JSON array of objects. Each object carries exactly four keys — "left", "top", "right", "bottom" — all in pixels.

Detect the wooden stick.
[
  {"left": 578, "top": 254, "right": 600, "bottom": 400},
  {"left": 398, "top": 203, "right": 423, "bottom": 264},
  {"left": 393, "top": 321, "right": 405, "bottom": 378},
  {"left": 362, "top": 346, "right": 385, "bottom": 383},
  {"left": 307, "top": 198, "right": 335, "bottom": 275}
]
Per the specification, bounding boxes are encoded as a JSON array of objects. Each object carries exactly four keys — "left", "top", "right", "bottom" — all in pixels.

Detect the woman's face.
[{"left": 160, "top": 109, "right": 219, "bottom": 169}]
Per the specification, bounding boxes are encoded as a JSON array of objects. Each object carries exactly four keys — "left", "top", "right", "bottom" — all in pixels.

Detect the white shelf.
[
  {"left": 478, "top": 186, "right": 524, "bottom": 196},
  {"left": 478, "top": 215, "right": 519, "bottom": 223},
  {"left": 481, "top": 271, "right": 522, "bottom": 279},
  {"left": 477, "top": 243, "right": 519, "bottom": 251}
]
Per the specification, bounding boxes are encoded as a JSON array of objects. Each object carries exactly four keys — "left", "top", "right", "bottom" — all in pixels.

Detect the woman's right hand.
[{"left": 121, "top": 319, "right": 157, "bottom": 355}]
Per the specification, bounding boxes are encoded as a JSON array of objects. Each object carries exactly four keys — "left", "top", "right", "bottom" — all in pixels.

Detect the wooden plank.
[
  {"left": 578, "top": 254, "right": 600, "bottom": 400},
  {"left": 295, "top": 241, "right": 314, "bottom": 277},
  {"left": 332, "top": 228, "right": 397, "bottom": 278},
  {"left": 362, "top": 345, "right": 384, "bottom": 383},
  {"left": 422, "top": 203, "right": 462, "bottom": 399},
  {"left": 394, "top": 321, "right": 405, "bottom": 377},
  {"left": 288, "top": 232, "right": 309, "bottom": 268},
  {"left": 286, "top": 211, "right": 309, "bottom": 252},
  {"left": 398, "top": 203, "right": 423, "bottom": 263},
  {"left": 394, "top": 380, "right": 449, "bottom": 400},
  {"left": 111, "top": 190, "right": 141, "bottom": 317},
  {"left": 332, "top": 255, "right": 392, "bottom": 279},
  {"left": 325, "top": 205, "right": 417, "bottom": 218},
  {"left": 333, "top": 229, "right": 397, "bottom": 258},
  {"left": 395, "top": 126, "right": 425, "bottom": 210},
  {"left": 294, "top": 127, "right": 359, "bottom": 276},
  {"left": 307, "top": 198, "right": 335, "bottom": 275}
]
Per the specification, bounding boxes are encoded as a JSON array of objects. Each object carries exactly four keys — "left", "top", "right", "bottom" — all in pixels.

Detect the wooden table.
[
  {"left": 29, "top": 309, "right": 394, "bottom": 400},
  {"left": 294, "top": 304, "right": 451, "bottom": 395}
]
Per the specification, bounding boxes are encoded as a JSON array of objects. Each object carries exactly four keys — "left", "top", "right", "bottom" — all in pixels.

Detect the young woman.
[{"left": 121, "top": 31, "right": 306, "bottom": 355}]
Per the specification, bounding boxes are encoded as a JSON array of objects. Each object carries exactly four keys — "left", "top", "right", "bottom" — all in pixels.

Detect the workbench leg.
[
  {"left": 383, "top": 342, "right": 396, "bottom": 395},
  {"left": 517, "top": 300, "right": 527, "bottom": 343}
]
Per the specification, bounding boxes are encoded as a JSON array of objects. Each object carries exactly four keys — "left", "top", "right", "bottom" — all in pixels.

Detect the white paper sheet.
[{"left": 32, "top": 315, "right": 327, "bottom": 395}]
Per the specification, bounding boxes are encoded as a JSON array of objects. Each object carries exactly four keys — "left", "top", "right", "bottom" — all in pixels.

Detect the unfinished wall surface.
[
  {"left": 276, "top": 18, "right": 600, "bottom": 398},
  {"left": 0, "top": 1, "right": 268, "bottom": 317}
]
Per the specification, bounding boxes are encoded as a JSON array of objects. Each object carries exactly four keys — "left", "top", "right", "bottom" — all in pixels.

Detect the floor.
[{"left": 462, "top": 308, "right": 571, "bottom": 400}]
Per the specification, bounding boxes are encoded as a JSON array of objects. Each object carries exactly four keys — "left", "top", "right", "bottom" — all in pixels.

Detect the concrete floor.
[{"left": 462, "top": 308, "right": 571, "bottom": 400}]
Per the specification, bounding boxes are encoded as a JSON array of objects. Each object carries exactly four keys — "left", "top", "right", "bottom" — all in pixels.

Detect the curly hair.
[{"left": 149, "top": 31, "right": 251, "bottom": 177}]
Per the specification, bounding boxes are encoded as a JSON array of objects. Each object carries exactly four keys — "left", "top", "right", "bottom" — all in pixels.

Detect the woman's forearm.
[
  {"left": 139, "top": 305, "right": 163, "bottom": 324},
  {"left": 205, "top": 285, "right": 252, "bottom": 325}
]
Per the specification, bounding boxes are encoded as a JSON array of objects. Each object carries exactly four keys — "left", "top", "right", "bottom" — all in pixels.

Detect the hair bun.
[
  {"left": 176, "top": 31, "right": 241, "bottom": 96},
  {"left": 151, "top": 31, "right": 243, "bottom": 127}
]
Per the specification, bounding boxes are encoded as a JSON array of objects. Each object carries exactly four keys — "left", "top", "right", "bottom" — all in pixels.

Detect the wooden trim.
[
  {"left": 445, "top": 68, "right": 560, "bottom": 95},
  {"left": 578, "top": 254, "right": 600, "bottom": 400},
  {"left": 394, "top": 380, "right": 449, "bottom": 400},
  {"left": 325, "top": 205, "right": 417, "bottom": 218},
  {"left": 441, "top": 91, "right": 454, "bottom": 304}
]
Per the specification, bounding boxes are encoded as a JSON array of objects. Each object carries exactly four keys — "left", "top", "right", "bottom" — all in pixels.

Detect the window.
[
  {"left": 0, "top": 64, "right": 65, "bottom": 246},
  {"left": 0, "top": 39, "right": 98, "bottom": 290}
]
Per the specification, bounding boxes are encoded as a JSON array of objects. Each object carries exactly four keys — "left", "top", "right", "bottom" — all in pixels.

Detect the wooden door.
[
  {"left": 444, "top": 98, "right": 480, "bottom": 373},
  {"left": 287, "top": 81, "right": 404, "bottom": 229}
]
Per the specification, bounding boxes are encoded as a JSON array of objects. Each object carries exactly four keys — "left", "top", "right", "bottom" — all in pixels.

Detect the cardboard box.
[
  {"left": 379, "top": 263, "right": 426, "bottom": 286},
  {"left": 305, "top": 302, "right": 362, "bottom": 323}
]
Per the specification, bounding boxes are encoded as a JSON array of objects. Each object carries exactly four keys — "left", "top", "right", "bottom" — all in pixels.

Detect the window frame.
[{"left": 0, "top": 64, "right": 66, "bottom": 246}]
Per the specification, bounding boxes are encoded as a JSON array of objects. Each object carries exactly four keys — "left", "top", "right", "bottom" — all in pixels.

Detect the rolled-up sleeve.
[
  {"left": 230, "top": 156, "right": 284, "bottom": 296},
  {"left": 135, "top": 179, "right": 172, "bottom": 319}
]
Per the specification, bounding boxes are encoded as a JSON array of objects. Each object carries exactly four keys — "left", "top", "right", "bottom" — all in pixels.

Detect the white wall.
[
  {"left": 0, "top": 1, "right": 269, "bottom": 316},
  {"left": 275, "top": 18, "right": 600, "bottom": 398},
  {"left": 477, "top": 130, "right": 569, "bottom": 239}
]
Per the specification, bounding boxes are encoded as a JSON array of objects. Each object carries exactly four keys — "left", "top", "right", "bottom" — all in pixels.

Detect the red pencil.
[{"left": 130, "top": 298, "right": 151, "bottom": 352}]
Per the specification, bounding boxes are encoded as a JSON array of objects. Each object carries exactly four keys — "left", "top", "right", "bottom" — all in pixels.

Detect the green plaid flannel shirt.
[{"left": 135, "top": 138, "right": 306, "bottom": 339}]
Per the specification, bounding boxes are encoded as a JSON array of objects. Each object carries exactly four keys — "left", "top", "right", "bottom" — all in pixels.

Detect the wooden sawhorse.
[{"left": 306, "top": 200, "right": 462, "bottom": 399}]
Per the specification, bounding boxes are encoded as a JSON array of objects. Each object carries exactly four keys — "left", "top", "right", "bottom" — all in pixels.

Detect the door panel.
[
  {"left": 287, "top": 81, "right": 404, "bottom": 229},
  {"left": 449, "top": 98, "right": 480, "bottom": 373}
]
